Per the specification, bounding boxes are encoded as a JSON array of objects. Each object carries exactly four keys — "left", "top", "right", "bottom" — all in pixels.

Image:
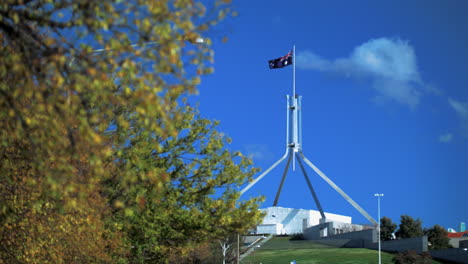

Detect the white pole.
[
  {"left": 292, "top": 45, "right": 296, "bottom": 171},
  {"left": 293, "top": 45, "right": 296, "bottom": 98},
  {"left": 374, "top": 193, "right": 384, "bottom": 264},
  {"left": 237, "top": 233, "right": 240, "bottom": 264},
  {"left": 286, "top": 95, "right": 290, "bottom": 148},
  {"left": 378, "top": 196, "right": 381, "bottom": 264}
]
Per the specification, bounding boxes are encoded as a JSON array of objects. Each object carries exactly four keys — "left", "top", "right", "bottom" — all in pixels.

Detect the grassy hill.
[{"left": 241, "top": 236, "right": 440, "bottom": 264}]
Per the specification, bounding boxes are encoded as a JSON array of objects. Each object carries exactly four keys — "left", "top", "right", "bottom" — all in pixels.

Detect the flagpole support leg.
[
  {"left": 299, "top": 151, "right": 377, "bottom": 226},
  {"left": 273, "top": 152, "right": 293, "bottom": 206},
  {"left": 240, "top": 149, "right": 289, "bottom": 196}
]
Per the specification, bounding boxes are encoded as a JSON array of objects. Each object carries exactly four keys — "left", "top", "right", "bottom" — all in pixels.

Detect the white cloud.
[
  {"left": 448, "top": 98, "right": 468, "bottom": 135},
  {"left": 296, "top": 38, "right": 423, "bottom": 108},
  {"left": 448, "top": 98, "right": 468, "bottom": 119},
  {"left": 244, "top": 144, "right": 274, "bottom": 161},
  {"left": 295, "top": 51, "right": 330, "bottom": 71},
  {"left": 438, "top": 133, "right": 453, "bottom": 143}
]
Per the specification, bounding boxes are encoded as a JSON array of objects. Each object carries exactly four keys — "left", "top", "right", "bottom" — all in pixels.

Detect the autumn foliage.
[{"left": 0, "top": 0, "right": 262, "bottom": 263}]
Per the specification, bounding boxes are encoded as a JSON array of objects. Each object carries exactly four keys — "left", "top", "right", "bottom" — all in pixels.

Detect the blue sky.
[{"left": 192, "top": 0, "right": 468, "bottom": 230}]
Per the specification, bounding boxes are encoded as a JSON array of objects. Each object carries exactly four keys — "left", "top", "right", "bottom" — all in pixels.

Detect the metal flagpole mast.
[
  {"left": 293, "top": 45, "right": 296, "bottom": 98},
  {"left": 292, "top": 45, "right": 296, "bottom": 171},
  {"left": 238, "top": 45, "right": 378, "bottom": 226}
]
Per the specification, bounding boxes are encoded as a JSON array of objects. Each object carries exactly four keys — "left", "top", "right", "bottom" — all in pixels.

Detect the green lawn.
[
  {"left": 242, "top": 247, "right": 395, "bottom": 264},
  {"left": 241, "top": 236, "right": 441, "bottom": 264}
]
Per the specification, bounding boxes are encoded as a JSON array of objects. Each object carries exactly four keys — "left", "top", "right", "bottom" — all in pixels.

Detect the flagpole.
[
  {"left": 293, "top": 45, "right": 296, "bottom": 99},
  {"left": 292, "top": 44, "right": 296, "bottom": 171}
]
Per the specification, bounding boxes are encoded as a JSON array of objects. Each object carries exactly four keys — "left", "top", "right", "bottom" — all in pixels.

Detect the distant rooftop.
[{"left": 447, "top": 231, "right": 468, "bottom": 238}]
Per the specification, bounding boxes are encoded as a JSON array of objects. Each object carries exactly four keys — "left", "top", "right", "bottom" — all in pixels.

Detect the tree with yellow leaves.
[{"left": 0, "top": 0, "right": 262, "bottom": 263}]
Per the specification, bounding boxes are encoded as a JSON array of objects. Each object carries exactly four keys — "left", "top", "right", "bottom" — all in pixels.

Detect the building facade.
[{"left": 256, "top": 206, "right": 352, "bottom": 235}]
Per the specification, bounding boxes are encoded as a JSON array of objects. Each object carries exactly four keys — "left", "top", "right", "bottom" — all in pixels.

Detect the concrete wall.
[
  {"left": 308, "top": 210, "right": 352, "bottom": 227},
  {"left": 327, "top": 228, "right": 376, "bottom": 242},
  {"left": 366, "top": 237, "right": 428, "bottom": 254},
  {"left": 450, "top": 237, "right": 468, "bottom": 248},
  {"left": 256, "top": 224, "right": 283, "bottom": 234},
  {"left": 303, "top": 222, "right": 333, "bottom": 240},
  {"left": 258, "top": 207, "right": 351, "bottom": 235},
  {"left": 461, "top": 240, "right": 468, "bottom": 248},
  {"left": 304, "top": 224, "right": 428, "bottom": 254},
  {"left": 260, "top": 207, "right": 310, "bottom": 234},
  {"left": 303, "top": 222, "right": 373, "bottom": 241},
  {"left": 430, "top": 248, "right": 468, "bottom": 263}
]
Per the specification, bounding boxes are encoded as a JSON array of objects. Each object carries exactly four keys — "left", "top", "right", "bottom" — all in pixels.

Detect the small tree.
[
  {"left": 167, "top": 242, "right": 212, "bottom": 264},
  {"left": 198, "top": 233, "right": 242, "bottom": 264},
  {"left": 105, "top": 105, "right": 264, "bottom": 262},
  {"left": 337, "top": 223, "right": 361, "bottom": 234},
  {"left": 396, "top": 215, "right": 424, "bottom": 239},
  {"left": 392, "top": 250, "right": 432, "bottom": 264},
  {"left": 425, "top": 224, "right": 451, "bottom": 250},
  {"left": 381, "top": 216, "right": 397, "bottom": 241},
  {"left": 219, "top": 239, "right": 231, "bottom": 264}
]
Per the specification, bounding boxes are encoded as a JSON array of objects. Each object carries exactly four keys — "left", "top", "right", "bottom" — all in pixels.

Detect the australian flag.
[{"left": 269, "top": 50, "right": 293, "bottom": 69}]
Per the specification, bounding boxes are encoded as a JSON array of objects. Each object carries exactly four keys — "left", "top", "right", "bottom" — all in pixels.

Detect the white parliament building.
[{"left": 256, "top": 206, "right": 352, "bottom": 235}]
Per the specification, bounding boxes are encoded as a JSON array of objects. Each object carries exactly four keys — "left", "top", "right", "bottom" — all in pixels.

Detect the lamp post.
[
  {"left": 237, "top": 233, "right": 240, "bottom": 264},
  {"left": 374, "top": 193, "right": 384, "bottom": 264}
]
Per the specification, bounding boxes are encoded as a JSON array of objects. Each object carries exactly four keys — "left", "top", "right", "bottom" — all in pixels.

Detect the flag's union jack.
[{"left": 269, "top": 50, "right": 293, "bottom": 69}]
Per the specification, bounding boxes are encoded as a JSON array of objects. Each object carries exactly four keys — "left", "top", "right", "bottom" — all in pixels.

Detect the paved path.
[{"left": 239, "top": 234, "right": 274, "bottom": 261}]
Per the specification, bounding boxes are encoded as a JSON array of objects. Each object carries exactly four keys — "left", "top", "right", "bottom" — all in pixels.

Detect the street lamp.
[{"left": 374, "top": 193, "right": 384, "bottom": 264}]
